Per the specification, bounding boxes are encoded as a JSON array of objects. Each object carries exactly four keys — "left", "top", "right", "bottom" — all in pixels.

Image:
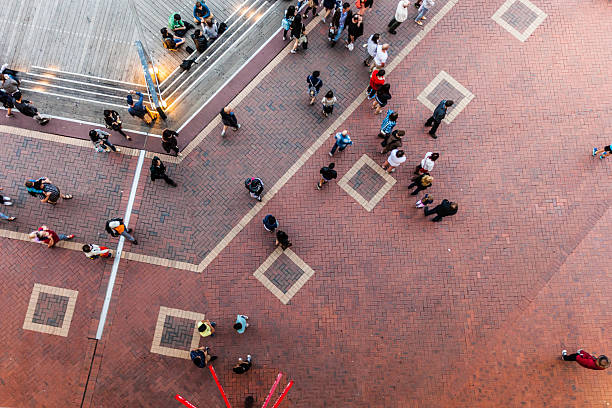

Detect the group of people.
[
  {"left": 161, "top": 1, "right": 227, "bottom": 52},
  {"left": 1, "top": 65, "right": 51, "bottom": 125}
]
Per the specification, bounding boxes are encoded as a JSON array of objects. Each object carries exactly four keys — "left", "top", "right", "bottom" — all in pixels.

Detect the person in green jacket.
[{"left": 168, "top": 13, "right": 193, "bottom": 37}]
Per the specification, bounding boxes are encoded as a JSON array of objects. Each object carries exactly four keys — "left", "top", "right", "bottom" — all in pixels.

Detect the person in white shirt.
[
  {"left": 415, "top": 152, "right": 439, "bottom": 174},
  {"left": 388, "top": 0, "right": 410, "bottom": 34},
  {"left": 82, "top": 244, "right": 112, "bottom": 259},
  {"left": 382, "top": 149, "right": 406, "bottom": 173},
  {"left": 415, "top": 0, "right": 434, "bottom": 25},
  {"left": 370, "top": 43, "right": 389, "bottom": 72},
  {"left": 363, "top": 33, "right": 380, "bottom": 66}
]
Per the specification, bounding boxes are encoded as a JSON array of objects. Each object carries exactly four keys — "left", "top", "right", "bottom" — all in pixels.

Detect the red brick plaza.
[{"left": 1, "top": 0, "right": 612, "bottom": 407}]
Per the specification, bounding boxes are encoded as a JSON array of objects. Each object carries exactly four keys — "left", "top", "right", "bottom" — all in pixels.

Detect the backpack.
[
  {"left": 245, "top": 178, "right": 263, "bottom": 193},
  {"left": 180, "top": 59, "right": 197, "bottom": 71},
  {"left": 105, "top": 218, "right": 124, "bottom": 236},
  {"left": 218, "top": 22, "right": 227, "bottom": 35}
]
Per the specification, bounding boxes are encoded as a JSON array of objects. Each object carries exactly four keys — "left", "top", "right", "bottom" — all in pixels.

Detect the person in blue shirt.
[
  {"left": 379, "top": 109, "right": 398, "bottom": 137},
  {"left": 425, "top": 99, "right": 453, "bottom": 138},
  {"left": 127, "top": 90, "right": 156, "bottom": 124},
  {"left": 233, "top": 315, "right": 249, "bottom": 334},
  {"left": 262, "top": 215, "right": 279, "bottom": 232},
  {"left": 329, "top": 129, "right": 353, "bottom": 156},
  {"left": 193, "top": 1, "right": 212, "bottom": 26}
]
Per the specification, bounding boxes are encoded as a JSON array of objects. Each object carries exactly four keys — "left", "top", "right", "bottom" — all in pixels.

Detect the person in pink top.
[{"left": 561, "top": 349, "right": 610, "bottom": 370}]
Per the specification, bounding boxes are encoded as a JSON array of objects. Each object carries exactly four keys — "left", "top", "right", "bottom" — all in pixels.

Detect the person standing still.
[
  {"left": 372, "top": 83, "right": 392, "bottom": 115},
  {"left": 382, "top": 149, "right": 406, "bottom": 173},
  {"left": 379, "top": 109, "right": 398, "bottom": 138},
  {"left": 388, "top": 0, "right": 410, "bottom": 34},
  {"left": 424, "top": 199, "right": 458, "bottom": 222},
  {"left": 105, "top": 217, "right": 138, "bottom": 245},
  {"left": 307, "top": 71, "right": 323, "bottom": 105},
  {"left": 415, "top": 152, "right": 439, "bottom": 174},
  {"left": 317, "top": 162, "right": 337, "bottom": 190},
  {"left": 220, "top": 106, "right": 241, "bottom": 136},
  {"left": 363, "top": 33, "right": 380, "bottom": 67},
  {"left": 104, "top": 110, "right": 130, "bottom": 140},
  {"left": 161, "top": 129, "right": 181, "bottom": 156},
  {"left": 561, "top": 349, "right": 610, "bottom": 370},
  {"left": 425, "top": 99, "right": 453, "bottom": 138},
  {"left": 380, "top": 129, "right": 404, "bottom": 154},
  {"left": 150, "top": 156, "right": 177, "bottom": 187},
  {"left": 233, "top": 355, "right": 252, "bottom": 374},
  {"left": 408, "top": 173, "right": 433, "bottom": 195},
  {"left": 263, "top": 215, "right": 279, "bottom": 232},
  {"left": 367, "top": 68, "right": 385, "bottom": 100},
  {"left": 370, "top": 43, "right": 389, "bottom": 72},
  {"left": 329, "top": 130, "right": 353, "bottom": 156},
  {"left": 321, "top": 91, "right": 337, "bottom": 117}
]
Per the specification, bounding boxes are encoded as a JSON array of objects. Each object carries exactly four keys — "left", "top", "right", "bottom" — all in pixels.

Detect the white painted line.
[
  {"left": 166, "top": 1, "right": 272, "bottom": 108},
  {"left": 21, "top": 79, "right": 128, "bottom": 100},
  {"left": 176, "top": 26, "right": 282, "bottom": 132},
  {"left": 31, "top": 65, "right": 146, "bottom": 87},
  {"left": 42, "top": 113, "right": 162, "bottom": 138},
  {"left": 95, "top": 149, "right": 146, "bottom": 340},
  {"left": 20, "top": 87, "right": 126, "bottom": 109},
  {"left": 158, "top": 0, "right": 251, "bottom": 88},
  {"left": 24, "top": 71, "right": 141, "bottom": 94}
]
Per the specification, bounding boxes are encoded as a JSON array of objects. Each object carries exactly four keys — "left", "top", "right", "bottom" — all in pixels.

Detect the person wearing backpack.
[
  {"left": 220, "top": 106, "right": 241, "bottom": 136},
  {"left": 105, "top": 217, "right": 138, "bottom": 245},
  {"left": 89, "top": 129, "right": 120, "bottom": 153},
  {"left": 245, "top": 177, "right": 264, "bottom": 201},
  {"left": 307, "top": 71, "right": 323, "bottom": 105},
  {"left": 13, "top": 92, "right": 50, "bottom": 125},
  {"left": 104, "top": 110, "right": 130, "bottom": 140},
  {"left": 82, "top": 244, "right": 112, "bottom": 259},
  {"left": 281, "top": 6, "right": 295, "bottom": 41}
]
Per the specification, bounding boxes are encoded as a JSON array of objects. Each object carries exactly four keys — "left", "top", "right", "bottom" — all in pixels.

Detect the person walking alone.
[
  {"left": 363, "top": 33, "right": 380, "bottom": 67},
  {"left": 388, "top": 0, "right": 410, "bottom": 34},
  {"left": 233, "top": 355, "right": 252, "bottom": 374},
  {"left": 105, "top": 217, "right": 138, "bottom": 245},
  {"left": 82, "top": 244, "right": 112, "bottom": 259},
  {"left": 415, "top": 152, "right": 439, "bottom": 174},
  {"left": 561, "top": 349, "right": 610, "bottom": 370},
  {"left": 245, "top": 177, "right": 264, "bottom": 201},
  {"left": 150, "top": 156, "right": 177, "bottom": 187},
  {"left": 234, "top": 315, "right": 250, "bottom": 334},
  {"left": 317, "top": 162, "right": 337, "bottom": 190},
  {"left": 275, "top": 230, "right": 292, "bottom": 250},
  {"left": 329, "top": 130, "right": 353, "bottom": 156},
  {"left": 593, "top": 145, "right": 612, "bottom": 160},
  {"left": 220, "top": 106, "right": 241, "bottom": 136},
  {"left": 424, "top": 199, "right": 458, "bottom": 222},
  {"left": 425, "top": 99, "right": 453, "bottom": 138},
  {"left": 29, "top": 225, "right": 74, "bottom": 248},
  {"left": 191, "top": 346, "right": 217, "bottom": 368},
  {"left": 13, "top": 92, "right": 50, "bottom": 125},
  {"left": 321, "top": 90, "right": 337, "bottom": 117},
  {"left": 197, "top": 319, "right": 216, "bottom": 338},
  {"left": 407, "top": 173, "right": 433, "bottom": 195},
  {"left": 415, "top": 0, "right": 434, "bottom": 25},
  {"left": 263, "top": 215, "right": 279, "bottom": 232},
  {"left": 382, "top": 149, "right": 406, "bottom": 173},
  {"left": 0, "top": 187, "right": 13, "bottom": 206},
  {"left": 307, "top": 71, "right": 323, "bottom": 105},
  {"left": 104, "top": 110, "right": 130, "bottom": 140},
  {"left": 162, "top": 129, "right": 181, "bottom": 156},
  {"left": 89, "top": 129, "right": 120, "bottom": 153}
]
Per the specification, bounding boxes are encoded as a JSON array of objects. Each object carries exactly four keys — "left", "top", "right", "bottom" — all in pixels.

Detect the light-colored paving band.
[{"left": 0, "top": 0, "right": 460, "bottom": 271}]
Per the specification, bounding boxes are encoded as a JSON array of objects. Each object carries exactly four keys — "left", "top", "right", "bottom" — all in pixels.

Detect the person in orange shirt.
[{"left": 105, "top": 218, "right": 138, "bottom": 245}]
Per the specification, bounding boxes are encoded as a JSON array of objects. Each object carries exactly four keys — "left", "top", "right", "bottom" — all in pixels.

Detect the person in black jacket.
[
  {"left": 161, "top": 129, "right": 181, "bottom": 156},
  {"left": 104, "top": 110, "right": 130, "bottom": 140},
  {"left": 13, "top": 92, "right": 49, "bottom": 125},
  {"left": 220, "top": 106, "right": 241, "bottom": 136},
  {"left": 330, "top": 3, "right": 353, "bottom": 47},
  {"left": 191, "top": 29, "right": 208, "bottom": 52},
  {"left": 307, "top": 71, "right": 323, "bottom": 105},
  {"left": 372, "top": 83, "right": 391, "bottom": 114},
  {"left": 407, "top": 174, "right": 432, "bottom": 196},
  {"left": 346, "top": 14, "right": 363, "bottom": 50},
  {"left": 150, "top": 156, "right": 177, "bottom": 186},
  {"left": 289, "top": 14, "right": 305, "bottom": 54},
  {"left": 425, "top": 99, "right": 454, "bottom": 139},
  {"left": 424, "top": 199, "right": 458, "bottom": 222}
]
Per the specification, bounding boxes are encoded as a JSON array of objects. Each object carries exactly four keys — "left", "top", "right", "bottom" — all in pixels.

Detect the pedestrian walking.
[
  {"left": 233, "top": 355, "right": 252, "bottom": 374},
  {"left": 380, "top": 129, "right": 404, "bottom": 154},
  {"left": 197, "top": 319, "right": 216, "bottom": 337},
  {"left": 263, "top": 214, "right": 279, "bottom": 232},
  {"left": 245, "top": 177, "right": 264, "bottom": 201},
  {"left": 307, "top": 71, "right": 323, "bottom": 105},
  {"left": 275, "top": 230, "right": 292, "bottom": 250},
  {"left": 150, "top": 156, "right": 177, "bottom": 187},
  {"left": 321, "top": 0, "right": 336, "bottom": 23},
  {"left": 382, "top": 149, "right": 406, "bottom": 173},
  {"left": 191, "top": 346, "right": 217, "bottom": 368},
  {"left": 363, "top": 33, "right": 380, "bottom": 67},
  {"left": 234, "top": 314, "right": 250, "bottom": 334},
  {"left": 369, "top": 43, "right": 389, "bottom": 72},
  {"left": 355, "top": 0, "right": 374, "bottom": 15},
  {"left": 0, "top": 187, "right": 13, "bottom": 206},
  {"left": 282, "top": 6, "right": 295, "bottom": 41},
  {"left": 127, "top": 91, "right": 156, "bottom": 124},
  {"left": 104, "top": 110, "right": 130, "bottom": 140},
  {"left": 169, "top": 13, "right": 193, "bottom": 37},
  {"left": 415, "top": 0, "right": 434, "bottom": 25},
  {"left": 372, "top": 83, "right": 392, "bottom": 114},
  {"left": 367, "top": 68, "right": 385, "bottom": 100},
  {"left": 415, "top": 193, "right": 433, "bottom": 208},
  {"left": 105, "top": 217, "right": 138, "bottom": 245},
  {"left": 321, "top": 90, "right": 337, "bottom": 117},
  {"left": 329, "top": 3, "right": 353, "bottom": 47},
  {"left": 388, "top": 0, "right": 410, "bottom": 34},
  {"left": 425, "top": 99, "right": 453, "bottom": 138},
  {"left": 415, "top": 152, "right": 439, "bottom": 174},
  {"left": 329, "top": 130, "right": 353, "bottom": 156},
  {"left": 407, "top": 173, "right": 433, "bottom": 194},
  {"left": 161, "top": 27, "right": 186, "bottom": 49},
  {"left": 424, "top": 199, "right": 458, "bottom": 222},
  {"left": 13, "top": 92, "right": 50, "bottom": 125},
  {"left": 317, "top": 162, "right": 337, "bottom": 190},
  {"left": 0, "top": 89, "right": 14, "bottom": 117},
  {"left": 29, "top": 225, "right": 74, "bottom": 248},
  {"left": 24, "top": 177, "right": 73, "bottom": 205},
  {"left": 592, "top": 145, "right": 611, "bottom": 160},
  {"left": 379, "top": 109, "right": 398, "bottom": 137},
  {"left": 561, "top": 349, "right": 610, "bottom": 370},
  {"left": 161, "top": 128, "right": 181, "bottom": 155},
  {"left": 345, "top": 15, "right": 363, "bottom": 51},
  {"left": 82, "top": 244, "right": 112, "bottom": 259},
  {"left": 289, "top": 14, "right": 306, "bottom": 54},
  {"left": 0, "top": 211, "right": 15, "bottom": 221},
  {"left": 303, "top": 0, "right": 320, "bottom": 19},
  {"left": 89, "top": 129, "right": 120, "bottom": 153},
  {"left": 220, "top": 106, "right": 241, "bottom": 136}
]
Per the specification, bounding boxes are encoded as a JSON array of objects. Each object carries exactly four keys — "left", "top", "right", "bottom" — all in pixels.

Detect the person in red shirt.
[
  {"left": 562, "top": 349, "right": 610, "bottom": 370},
  {"left": 367, "top": 69, "right": 385, "bottom": 100},
  {"left": 29, "top": 225, "right": 75, "bottom": 248}
]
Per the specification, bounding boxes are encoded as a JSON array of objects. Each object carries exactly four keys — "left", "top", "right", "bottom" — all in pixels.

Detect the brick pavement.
[{"left": 2, "top": 0, "right": 612, "bottom": 407}]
